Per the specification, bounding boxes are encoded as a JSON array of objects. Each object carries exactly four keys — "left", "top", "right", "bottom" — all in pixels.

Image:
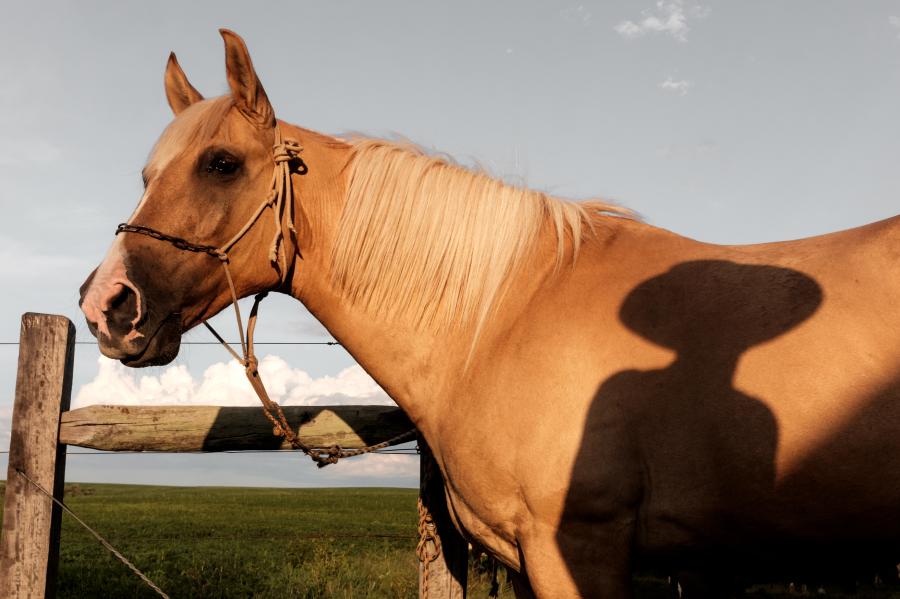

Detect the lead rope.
[
  {"left": 416, "top": 496, "right": 441, "bottom": 596},
  {"left": 117, "top": 125, "right": 416, "bottom": 467}
]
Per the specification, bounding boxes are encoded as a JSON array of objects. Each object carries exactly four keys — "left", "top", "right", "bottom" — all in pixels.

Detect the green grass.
[
  {"left": 1, "top": 483, "right": 508, "bottom": 598},
  {"left": 1, "top": 482, "right": 899, "bottom": 598}
]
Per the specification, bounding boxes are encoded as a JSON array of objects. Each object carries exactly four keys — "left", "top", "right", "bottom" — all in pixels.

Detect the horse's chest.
[
  {"left": 434, "top": 438, "right": 528, "bottom": 569},
  {"left": 443, "top": 467, "right": 523, "bottom": 567}
]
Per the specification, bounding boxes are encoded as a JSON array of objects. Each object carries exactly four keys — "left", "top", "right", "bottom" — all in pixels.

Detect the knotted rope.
[
  {"left": 117, "top": 125, "right": 416, "bottom": 467},
  {"left": 416, "top": 496, "right": 442, "bottom": 596}
]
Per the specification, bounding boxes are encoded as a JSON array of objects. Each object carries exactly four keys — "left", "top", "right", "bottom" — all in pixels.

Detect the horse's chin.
[{"left": 112, "top": 314, "right": 183, "bottom": 368}]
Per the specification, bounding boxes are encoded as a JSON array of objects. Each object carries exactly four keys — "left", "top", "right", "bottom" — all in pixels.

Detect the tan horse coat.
[{"left": 80, "top": 31, "right": 900, "bottom": 598}]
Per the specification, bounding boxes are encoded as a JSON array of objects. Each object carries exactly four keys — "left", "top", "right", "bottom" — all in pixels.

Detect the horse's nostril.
[
  {"left": 106, "top": 284, "right": 132, "bottom": 312},
  {"left": 101, "top": 282, "right": 143, "bottom": 333}
]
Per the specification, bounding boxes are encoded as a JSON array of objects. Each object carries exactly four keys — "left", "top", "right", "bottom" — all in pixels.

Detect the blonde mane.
[{"left": 330, "top": 139, "right": 631, "bottom": 333}]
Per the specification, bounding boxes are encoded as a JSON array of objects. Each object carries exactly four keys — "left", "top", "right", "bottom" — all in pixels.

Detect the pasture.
[
  {"left": 0, "top": 482, "right": 498, "bottom": 598},
  {"left": 0, "top": 481, "right": 897, "bottom": 598}
]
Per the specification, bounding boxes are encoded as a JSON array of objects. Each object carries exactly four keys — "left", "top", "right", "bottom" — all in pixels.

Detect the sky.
[{"left": 2, "top": 1, "right": 900, "bottom": 488}]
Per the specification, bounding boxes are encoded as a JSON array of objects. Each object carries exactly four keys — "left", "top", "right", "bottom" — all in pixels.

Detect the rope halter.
[{"left": 115, "top": 125, "right": 415, "bottom": 466}]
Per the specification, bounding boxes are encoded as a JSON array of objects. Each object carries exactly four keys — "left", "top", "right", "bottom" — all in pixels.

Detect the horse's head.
[{"left": 80, "top": 30, "right": 298, "bottom": 366}]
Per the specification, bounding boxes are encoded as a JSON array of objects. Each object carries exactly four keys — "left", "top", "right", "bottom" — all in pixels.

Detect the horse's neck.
[
  {"left": 294, "top": 276, "right": 458, "bottom": 430},
  {"left": 280, "top": 126, "right": 563, "bottom": 436},
  {"left": 281, "top": 126, "right": 458, "bottom": 431}
]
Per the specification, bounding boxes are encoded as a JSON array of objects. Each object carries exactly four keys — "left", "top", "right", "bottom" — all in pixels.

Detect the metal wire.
[
  {"left": 15, "top": 469, "right": 170, "bottom": 599},
  {"left": 64, "top": 532, "right": 417, "bottom": 542},
  {"left": 0, "top": 448, "right": 419, "bottom": 456}
]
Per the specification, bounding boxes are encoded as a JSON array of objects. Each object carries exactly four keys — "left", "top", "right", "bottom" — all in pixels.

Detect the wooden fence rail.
[
  {"left": 0, "top": 313, "right": 467, "bottom": 599},
  {"left": 59, "top": 404, "right": 414, "bottom": 452}
]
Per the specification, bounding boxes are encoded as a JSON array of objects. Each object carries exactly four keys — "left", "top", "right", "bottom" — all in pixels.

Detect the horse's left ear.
[
  {"left": 165, "top": 52, "right": 204, "bottom": 115},
  {"left": 220, "top": 29, "right": 275, "bottom": 128}
]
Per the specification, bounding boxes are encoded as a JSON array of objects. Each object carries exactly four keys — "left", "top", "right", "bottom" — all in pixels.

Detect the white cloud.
[
  {"left": 74, "top": 356, "right": 396, "bottom": 408},
  {"left": 615, "top": 21, "right": 644, "bottom": 38},
  {"left": 891, "top": 16, "right": 900, "bottom": 38},
  {"left": 327, "top": 453, "right": 419, "bottom": 478},
  {"left": 615, "top": 0, "right": 709, "bottom": 42},
  {"left": 659, "top": 76, "right": 692, "bottom": 96}
]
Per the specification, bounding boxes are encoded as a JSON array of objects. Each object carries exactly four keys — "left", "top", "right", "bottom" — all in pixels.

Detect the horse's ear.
[
  {"left": 164, "top": 52, "right": 204, "bottom": 115},
  {"left": 220, "top": 29, "right": 275, "bottom": 128}
]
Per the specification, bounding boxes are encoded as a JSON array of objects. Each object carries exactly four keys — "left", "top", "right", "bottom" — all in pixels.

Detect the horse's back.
[{"left": 459, "top": 214, "right": 900, "bottom": 582}]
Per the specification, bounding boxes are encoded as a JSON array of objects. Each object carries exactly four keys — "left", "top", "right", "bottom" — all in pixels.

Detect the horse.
[{"left": 79, "top": 30, "right": 900, "bottom": 597}]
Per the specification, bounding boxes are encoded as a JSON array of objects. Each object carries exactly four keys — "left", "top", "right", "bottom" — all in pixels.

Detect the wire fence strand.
[
  {"left": 54, "top": 448, "right": 419, "bottom": 455},
  {"left": 15, "top": 469, "right": 170, "bottom": 599},
  {"left": 0, "top": 448, "right": 419, "bottom": 456}
]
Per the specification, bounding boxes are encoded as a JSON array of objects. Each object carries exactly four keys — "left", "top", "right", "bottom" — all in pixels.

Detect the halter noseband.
[
  {"left": 118, "top": 126, "right": 302, "bottom": 273},
  {"left": 115, "top": 126, "right": 384, "bottom": 466},
  {"left": 116, "top": 126, "right": 416, "bottom": 465}
]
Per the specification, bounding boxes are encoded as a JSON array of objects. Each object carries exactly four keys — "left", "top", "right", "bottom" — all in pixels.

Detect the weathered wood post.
[
  {"left": 418, "top": 438, "right": 468, "bottom": 598},
  {"left": 0, "top": 313, "right": 75, "bottom": 599}
]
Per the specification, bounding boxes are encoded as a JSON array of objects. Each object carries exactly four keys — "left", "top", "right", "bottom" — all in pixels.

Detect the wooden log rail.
[
  {"left": 59, "top": 405, "right": 414, "bottom": 452},
  {"left": 0, "top": 313, "right": 468, "bottom": 598}
]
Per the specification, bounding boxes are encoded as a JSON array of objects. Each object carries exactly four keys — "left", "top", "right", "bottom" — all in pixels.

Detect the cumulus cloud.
[
  {"left": 891, "top": 16, "right": 900, "bottom": 38},
  {"left": 73, "top": 356, "right": 396, "bottom": 408},
  {"left": 615, "top": 0, "right": 709, "bottom": 42},
  {"left": 659, "top": 76, "right": 692, "bottom": 96}
]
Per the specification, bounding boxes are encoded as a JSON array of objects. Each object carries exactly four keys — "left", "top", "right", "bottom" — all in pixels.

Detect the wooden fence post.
[
  {"left": 0, "top": 313, "right": 76, "bottom": 599},
  {"left": 418, "top": 439, "right": 467, "bottom": 599}
]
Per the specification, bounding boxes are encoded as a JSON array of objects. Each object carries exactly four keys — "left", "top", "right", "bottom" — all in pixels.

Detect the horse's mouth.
[{"left": 117, "top": 314, "right": 182, "bottom": 367}]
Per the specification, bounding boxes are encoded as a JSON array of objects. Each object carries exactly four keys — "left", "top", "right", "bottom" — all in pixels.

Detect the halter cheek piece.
[{"left": 115, "top": 126, "right": 416, "bottom": 466}]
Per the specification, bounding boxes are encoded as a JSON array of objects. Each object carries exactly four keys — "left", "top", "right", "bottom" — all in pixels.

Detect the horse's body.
[
  {"left": 425, "top": 214, "right": 900, "bottom": 595},
  {"left": 79, "top": 31, "right": 900, "bottom": 597}
]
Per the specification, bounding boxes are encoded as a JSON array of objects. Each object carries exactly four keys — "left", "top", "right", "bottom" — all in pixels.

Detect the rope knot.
[
  {"left": 272, "top": 140, "right": 302, "bottom": 164},
  {"left": 416, "top": 496, "right": 442, "bottom": 596},
  {"left": 312, "top": 446, "right": 343, "bottom": 468}
]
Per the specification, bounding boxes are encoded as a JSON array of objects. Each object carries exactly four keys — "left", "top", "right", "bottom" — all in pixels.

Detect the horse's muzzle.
[{"left": 79, "top": 266, "right": 181, "bottom": 367}]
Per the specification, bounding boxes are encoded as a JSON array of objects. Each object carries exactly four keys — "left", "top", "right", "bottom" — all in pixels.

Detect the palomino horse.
[{"left": 80, "top": 30, "right": 900, "bottom": 597}]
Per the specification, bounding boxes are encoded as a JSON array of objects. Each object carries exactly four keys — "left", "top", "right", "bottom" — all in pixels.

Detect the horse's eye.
[{"left": 206, "top": 155, "right": 240, "bottom": 176}]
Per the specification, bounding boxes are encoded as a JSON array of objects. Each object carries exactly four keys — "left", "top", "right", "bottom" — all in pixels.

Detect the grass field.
[
  {"left": 1, "top": 482, "right": 899, "bottom": 598},
  {"left": 0, "top": 483, "right": 511, "bottom": 598}
]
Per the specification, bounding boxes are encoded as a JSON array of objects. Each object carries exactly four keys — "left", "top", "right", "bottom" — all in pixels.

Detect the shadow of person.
[{"left": 556, "top": 260, "right": 822, "bottom": 597}]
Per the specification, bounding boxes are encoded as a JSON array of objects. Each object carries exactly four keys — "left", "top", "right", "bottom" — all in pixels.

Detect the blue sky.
[{"left": 2, "top": 1, "right": 900, "bottom": 487}]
